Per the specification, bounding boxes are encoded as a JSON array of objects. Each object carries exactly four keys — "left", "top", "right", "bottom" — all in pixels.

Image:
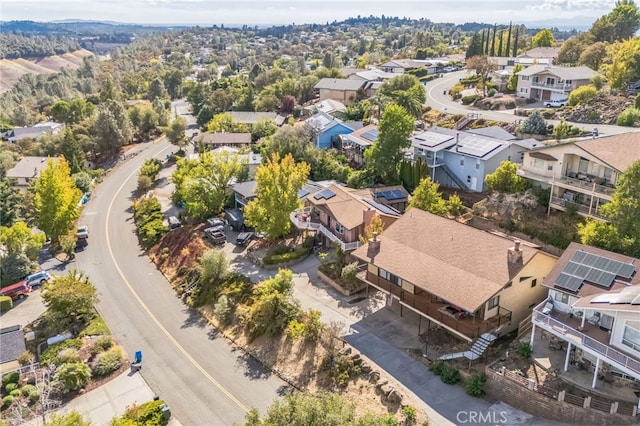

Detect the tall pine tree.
[
  {"left": 512, "top": 27, "right": 519, "bottom": 57},
  {"left": 506, "top": 22, "right": 513, "bottom": 57},
  {"left": 490, "top": 23, "right": 497, "bottom": 56}
]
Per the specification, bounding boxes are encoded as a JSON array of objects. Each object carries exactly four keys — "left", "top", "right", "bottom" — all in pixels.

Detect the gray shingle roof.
[
  {"left": 314, "top": 78, "right": 365, "bottom": 91},
  {"left": 517, "top": 65, "right": 598, "bottom": 80},
  {"left": 0, "top": 326, "right": 26, "bottom": 364},
  {"left": 6, "top": 156, "right": 59, "bottom": 180}
]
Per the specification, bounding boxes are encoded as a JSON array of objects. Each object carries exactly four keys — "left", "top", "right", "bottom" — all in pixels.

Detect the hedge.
[
  {"left": 263, "top": 247, "right": 309, "bottom": 265},
  {"left": 0, "top": 296, "right": 12, "bottom": 313},
  {"left": 120, "top": 400, "right": 168, "bottom": 426}
]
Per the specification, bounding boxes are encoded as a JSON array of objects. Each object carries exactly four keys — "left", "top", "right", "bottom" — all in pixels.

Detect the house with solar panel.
[
  {"left": 410, "top": 126, "right": 537, "bottom": 192},
  {"left": 530, "top": 242, "right": 640, "bottom": 388},
  {"left": 290, "top": 184, "right": 404, "bottom": 252},
  {"left": 335, "top": 124, "right": 379, "bottom": 167},
  {"left": 305, "top": 111, "right": 359, "bottom": 149},
  {"left": 516, "top": 133, "right": 640, "bottom": 220}
]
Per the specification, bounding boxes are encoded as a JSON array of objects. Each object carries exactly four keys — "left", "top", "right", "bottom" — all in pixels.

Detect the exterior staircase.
[
  {"left": 441, "top": 163, "right": 468, "bottom": 190},
  {"left": 438, "top": 333, "right": 497, "bottom": 361}
]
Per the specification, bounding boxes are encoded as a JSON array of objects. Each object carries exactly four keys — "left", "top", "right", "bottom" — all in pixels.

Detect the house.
[
  {"left": 314, "top": 78, "right": 365, "bottom": 105},
  {"left": 352, "top": 208, "right": 558, "bottom": 342},
  {"left": 6, "top": 156, "right": 60, "bottom": 192},
  {"left": 305, "top": 112, "right": 356, "bottom": 149},
  {"left": 304, "top": 99, "right": 347, "bottom": 118},
  {"left": 517, "top": 47, "right": 560, "bottom": 64},
  {"left": 410, "top": 127, "right": 538, "bottom": 192},
  {"left": 336, "top": 124, "right": 378, "bottom": 167},
  {"left": 231, "top": 180, "right": 258, "bottom": 209},
  {"left": 348, "top": 69, "right": 397, "bottom": 82},
  {"left": 290, "top": 184, "right": 401, "bottom": 252},
  {"left": 530, "top": 242, "right": 640, "bottom": 387},
  {"left": 199, "top": 132, "right": 252, "bottom": 149},
  {"left": 516, "top": 65, "right": 598, "bottom": 101},
  {"left": 0, "top": 325, "right": 26, "bottom": 371},
  {"left": 209, "top": 147, "right": 262, "bottom": 179},
  {"left": 2, "top": 121, "right": 64, "bottom": 143},
  {"left": 378, "top": 59, "right": 436, "bottom": 74},
  {"left": 229, "top": 111, "right": 278, "bottom": 128},
  {"left": 516, "top": 133, "right": 640, "bottom": 220}
]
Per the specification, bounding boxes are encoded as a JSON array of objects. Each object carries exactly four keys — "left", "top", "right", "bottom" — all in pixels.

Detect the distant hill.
[
  {"left": 0, "top": 49, "right": 94, "bottom": 94},
  {"left": 0, "top": 20, "right": 190, "bottom": 35}
]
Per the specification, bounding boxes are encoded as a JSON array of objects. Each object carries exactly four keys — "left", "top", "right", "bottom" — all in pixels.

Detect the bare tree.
[
  {"left": 4, "top": 365, "right": 62, "bottom": 426},
  {"left": 466, "top": 55, "right": 498, "bottom": 96}
]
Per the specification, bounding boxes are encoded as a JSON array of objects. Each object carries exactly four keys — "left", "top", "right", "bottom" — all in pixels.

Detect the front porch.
[
  {"left": 357, "top": 270, "right": 512, "bottom": 341},
  {"left": 290, "top": 208, "right": 360, "bottom": 251}
]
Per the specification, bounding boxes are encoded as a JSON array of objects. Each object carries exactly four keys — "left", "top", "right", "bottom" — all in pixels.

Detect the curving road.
[
  {"left": 75, "top": 115, "right": 288, "bottom": 425},
  {"left": 424, "top": 71, "right": 640, "bottom": 137}
]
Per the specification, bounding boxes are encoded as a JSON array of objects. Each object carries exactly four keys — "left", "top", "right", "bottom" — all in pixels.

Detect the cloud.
[{"left": 529, "top": 0, "right": 616, "bottom": 11}]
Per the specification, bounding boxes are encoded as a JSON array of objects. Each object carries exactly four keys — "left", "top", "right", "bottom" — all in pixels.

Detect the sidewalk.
[{"left": 24, "top": 371, "right": 182, "bottom": 426}]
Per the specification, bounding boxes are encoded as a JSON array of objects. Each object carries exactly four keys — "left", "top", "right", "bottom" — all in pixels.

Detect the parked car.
[
  {"left": 206, "top": 217, "right": 225, "bottom": 228},
  {"left": 0, "top": 281, "right": 32, "bottom": 300},
  {"left": 544, "top": 99, "right": 568, "bottom": 108},
  {"left": 168, "top": 216, "right": 182, "bottom": 229},
  {"left": 76, "top": 225, "right": 89, "bottom": 239},
  {"left": 25, "top": 271, "right": 51, "bottom": 288},
  {"left": 204, "top": 227, "right": 226, "bottom": 245},
  {"left": 235, "top": 232, "right": 254, "bottom": 246}
]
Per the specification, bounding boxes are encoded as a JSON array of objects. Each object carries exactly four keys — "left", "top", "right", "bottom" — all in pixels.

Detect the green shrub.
[
  {"left": 340, "top": 262, "right": 359, "bottom": 287},
  {"left": 461, "top": 95, "right": 481, "bottom": 105},
  {"left": 432, "top": 361, "right": 460, "bottom": 384},
  {"left": 449, "top": 83, "right": 464, "bottom": 99},
  {"left": 0, "top": 296, "right": 13, "bottom": 313},
  {"left": 93, "top": 348, "right": 124, "bottom": 376},
  {"left": 40, "top": 339, "right": 82, "bottom": 366},
  {"left": 303, "top": 235, "right": 315, "bottom": 249},
  {"left": 17, "top": 351, "right": 35, "bottom": 366},
  {"left": 213, "top": 295, "right": 232, "bottom": 322},
  {"left": 21, "top": 384, "right": 35, "bottom": 396},
  {"left": 616, "top": 108, "right": 640, "bottom": 126},
  {"left": 9, "top": 389, "right": 21, "bottom": 397},
  {"left": 487, "top": 88, "right": 497, "bottom": 97},
  {"left": 520, "top": 111, "right": 547, "bottom": 135},
  {"left": 137, "top": 174, "right": 153, "bottom": 193},
  {"left": 323, "top": 354, "right": 362, "bottom": 387},
  {"left": 402, "top": 405, "right": 418, "bottom": 424},
  {"left": 28, "top": 390, "right": 40, "bottom": 404},
  {"left": 57, "top": 348, "right": 81, "bottom": 364},
  {"left": 91, "top": 335, "right": 114, "bottom": 355},
  {"left": 133, "top": 197, "right": 168, "bottom": 249},
  {"left": 636, "top": 93, "right": 640, "bottom": 109},
  {"left": 4, "top": 383, "right": 18, "bottom": 393},
  {"left": 139, "top": 158, "right": 162, "bottom": 180},
  {"left": 55, "top": 362, "right": 92, "bottom": 392},
  {"left": 286, "top": 318, "right": 305, "bottom": 340},
  {"left": 568, "top": 85, "right": 597, "bottom": 106},
  {"left": 263, "top": 247, "right": 308, "bottom": 265},
  {"left": 2, "top": 395, "right": 14, "bottom": 407},
  {"left": 120, "top": 400, "right": 168, "bottom": 426},
  {"left": 2, "top": 371, "right": 19, "bottom": 388},
  {"left": 516, "top": 341, "right": 533, "bottom": 358},
  {"left": 465, "top": 372, "right": 487, "bottom": 397},
  {"left": 80, "top": 315, "right": 110, "bottom": 337}
]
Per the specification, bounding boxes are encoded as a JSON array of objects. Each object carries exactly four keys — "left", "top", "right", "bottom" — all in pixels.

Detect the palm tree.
[{"left": 392, "top": 89, "right": 423, "bottom": 119}]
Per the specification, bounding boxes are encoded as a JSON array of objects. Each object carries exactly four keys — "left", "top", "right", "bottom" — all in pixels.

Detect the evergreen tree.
[
  {"left": 512, "top": 27, "right": 519, "bottom": 57},
  {"left": 490, "top": 23, "right": 497, "bottom": 56},
  {"left": 506, "top": 22, "right": 513, "bottom": 57}
]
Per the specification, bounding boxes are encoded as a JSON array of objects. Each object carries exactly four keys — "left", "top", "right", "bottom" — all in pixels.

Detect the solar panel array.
[
  {"left": 456, "top": 138, "right": 502, "bottom": 158},
  {"left": 363, "top": 199, "right": 399, "bottom": 216},
  {"left": 297, "top": 189, "right": 310, "bottom": 198},
  {"left": 373, "top": 189, "right": 406, "bottom": 201},
  {"left": 555, "top": 250, "right": 637, "bottom": 293},
  {"left": 313, "top": 189, "right": 336, "bottom": 200},
  {"left": 591, "top": 285, "right": 640, "bottom": 305},
  {"left": 361, "top": 129, "right": 379, "bottom": 142}
]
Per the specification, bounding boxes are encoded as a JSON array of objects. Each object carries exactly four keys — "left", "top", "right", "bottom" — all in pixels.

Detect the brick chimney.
[
  {"left": 363, "top": 207, "right": 376, "bottom": 227},
  {"left": 367, "top": 231, "right": 380, "bottom": 259},
  {"left": 507, "top": 240, "right": 523, "bottom": 265}
]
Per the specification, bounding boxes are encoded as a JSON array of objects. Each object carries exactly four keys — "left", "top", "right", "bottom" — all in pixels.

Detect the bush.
[
  {"left": 93, "top": 347, "right": 124, "bottom": 376},
  {"left": 487, "top": 88, "right": 497, "bottom": 97},
  {"left": 2, "top": 395, "right": 14, "bottom": 407},
  {"left": 80, "top": 315, "right": 110, "bottom": 336},
  {"left": 568, "top": 85, "right": 598, "bottom": 106},
  {"left": 9, "top": 389, "right": 21, "bottom": 397},
  {"left": 139, "top": 158, "right": 162, "bottom": 180},
  {"left": 323, "top": 354, "right": 362, "bottom": 387},
  {"left": 286, "top": 318, "right": 305, "bottom": 340},
  {"left": 263, "top": 247, "right": 308, "bottom": 265},
  {"left": 4, "top": 383, "right": 18, "bottom": 393},
  {"left": 91, "top": 335, "right": 114, "bottom": 355},
  {"left": 553, "top": 121, "right": 581, "bottom": 139},
  {"left": 431, "top": 361, "right": 460, "bottom": 384},
  {"left": 616, "top": 108, "right": 640, "bottom": 126},
  {"left": 57, "top": 348, "right": 81, "bottom": 364},
  {"left": 340, "top": 262, "right": 359, "bottom": 287},
  {"left": 402, "top": 405, "right": 418, "bottom": 424},
  {"left": 449, "top": 83, "right": 464, "bottom": 100},
  {"left": 519, "top": 111, "right": 547, "bottom": 135},
  {"left": 516, "top": 341, "right": 533, "bottom": 358},
  {"left": 461, "top": 95, "right": 481, "bottom": 105},
  {"left": 120, "top": 400, "right": 168, "bottom": 426},
  {"left": 2, "top": 371, "right": 19, "bottom": 388},
  {"left": 636, "top": 93, "right": 640, "bottom": 109},
  {"left": 137, "top": 174, "right": 153, "bottom": 193},
  {"left": 55, "top": 362, "right": 92, "bottom": 392},
  {"left": 465, "top": 372, "right": 487, "bottom": 397},
  {"left": 133, "top": 197, "right": 167, "bottom": 249},
  {"left": 20, "top": 384, "right": 35, "bottom": 396},
  {"left": 302, "top": 235, "right": 315, "bottom": 249},
  {"left": 28, "top": 391, "right": 40, "bottom": 404},
  {"left": 213, "top": 295, "right": 232, "bottom": 322},
  {"left": 40, "top": 339, "right": 82, "bottom": 366},
  {"left": 72, "top": 171, "right": 92, "bottom": 193},
  {"left": 0, "top": 296, "right": 13, "bottom": 313}
]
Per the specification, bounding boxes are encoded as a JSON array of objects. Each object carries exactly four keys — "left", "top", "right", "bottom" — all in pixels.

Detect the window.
[
  {"left": 603, "top": 167, "right": 613, "bottom": 182},
  {"left": 578, "top": 157, "right": 589, "bottom": 174},
  {"left": 335, "top": 222, "right": 344, "bottom": 234},
  {"left": 521, "top": 76, "right": 529, "bottom": 81},
  {"left": 531, "top": 278, "right": 537, "bottom": 288},
  {"left": 507, "top": 155, "right": 511, "bottom": 162},
  {"left": 547, "top": 165, "right": 553, "bottom": 171},
  {"left": 622, "top": 320, "right": 640, "bottom": 352},
  {"left": 488, "top": 295, "right": 500, "bottom": 310},
  {"left": 520, "top": 88, "right": 529, "bottom": 94},
  {"left": 534, "top": 158, "right": 544, "bottom": 169},
  {"left": 554, "top": 291, "right": 569, "bottom": 304},
  {"left": 475, "top": 162, "right": 480, "bottom": 170},
  {"left": 460, "top": 157, "right": 464, "bottom": 166},
  {"left": 378, "top": 268, "right": 402, "bottom": 287}
]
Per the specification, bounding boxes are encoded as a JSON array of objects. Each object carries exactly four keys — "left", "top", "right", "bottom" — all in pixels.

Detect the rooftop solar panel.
[
  {"left": 555, "top": 272, "right": 583, "bottom": 293},
  {"left": 618, "top": 263, "right": 636, "bottom": 279},
  {"left": 313, "top": 189, "right": 336, "bottom": 200},
  {"left": 297, "top": 189, "right": 310, "bottom": 198},
  {"left": 571, "top": 251, "right": 587, "bottom": 263},
  {"left": 361, "top": 129, "right": 379, "bottom": 142},
  {"left": 363, "top": 199, "right": 399, "bottom": 216}
]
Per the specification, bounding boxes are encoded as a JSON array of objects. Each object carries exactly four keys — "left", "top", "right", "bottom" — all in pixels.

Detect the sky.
[{"left": 0, "top": 0, "right": 617, "bottom": 28}]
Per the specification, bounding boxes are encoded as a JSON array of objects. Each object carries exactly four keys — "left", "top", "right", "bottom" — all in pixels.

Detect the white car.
[
  {"left": 545, "top": 99, "right": 568, "bottom": 108},
  {"left": 76, "top": 225, "right": 89, "bottom": 239}
]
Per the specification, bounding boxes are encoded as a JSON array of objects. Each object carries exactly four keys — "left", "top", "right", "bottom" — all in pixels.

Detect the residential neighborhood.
[{"left": 2, "top": 3, "right": 640, "bottom": 425}]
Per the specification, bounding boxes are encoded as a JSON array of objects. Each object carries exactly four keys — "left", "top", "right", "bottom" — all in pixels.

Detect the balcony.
[
  {"left": 357, "top": 270, "right": 512, "bottom": 341},
  {"left": 516, "top": 165, "right": 615, "bottom": 198},
  {"left": 531, "top": 81, "right": 573, "bottom": 92},
  {"left": 290, "top": 208, "right": 361, "bottom": 252},
  {"left": 532, "top": 301, "right": 640, "bottom": 377},
  {"left": 549, "top": 197, "right": 606, "bottom": 220}
]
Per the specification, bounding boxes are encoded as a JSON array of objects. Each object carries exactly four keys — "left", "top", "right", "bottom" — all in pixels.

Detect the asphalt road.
[
  {"left": 424, "top": 70, "right": 640, "bottom": 137},
  {"left": 75, "top": 103, "right": 288, "bottom": 425}
]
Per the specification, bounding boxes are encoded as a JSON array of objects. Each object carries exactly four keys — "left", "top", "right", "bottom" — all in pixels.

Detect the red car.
[{"left": 0, "top": 281, "right": 32, "bottom": 300}]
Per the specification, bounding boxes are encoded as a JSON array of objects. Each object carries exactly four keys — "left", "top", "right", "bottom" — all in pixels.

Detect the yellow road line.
[{"left": 105, "top": 146, "right": 249, "bottom": 412}]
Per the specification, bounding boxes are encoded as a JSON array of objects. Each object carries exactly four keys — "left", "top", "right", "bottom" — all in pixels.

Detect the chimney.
[
  {"left": 507, "top": 240, "right": 523, "bottom": 265},
  {"left": 455, "top": 132, "right": 460, "bottom": 152},
  {"left": 367, "top": 231, "right": 381, "bottom": 258},
  {"left": 363, "top": 207, "right": 376, "bottom": 228}
]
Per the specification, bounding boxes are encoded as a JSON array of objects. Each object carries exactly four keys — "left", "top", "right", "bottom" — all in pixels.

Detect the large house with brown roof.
[
  {"left": 313, "top": 78, "right": 366, "bottom": 105},
  {"left": 516, "top": 133, "right": 640, "bottom": 220},
  {"left": 290, "top": 184, "right": 404, "bottom": 252},
  {"left": 530, "top": 242, "right": 640, "bottom": 387},
  {"left": 199, "top": 132, "right": 252, "bottom": 149},
  {"left": 352, "top": 208, "right": 558, "bottom": 342},
  {"left": 516, "top": 65, "right": 598, "bottom": 101}
]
